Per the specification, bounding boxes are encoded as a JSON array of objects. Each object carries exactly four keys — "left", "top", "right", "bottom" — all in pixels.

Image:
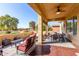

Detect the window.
[
  {"left": 66, "top": 16, "right": 77, "bottom": 35},
  {"left": 73, "top": 16, "right": 77, "bottom": 35}
]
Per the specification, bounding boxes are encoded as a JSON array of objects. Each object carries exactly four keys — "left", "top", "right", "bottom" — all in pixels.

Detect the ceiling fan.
[{"left": 56, "top": 5, "right": 65, "bottom": 14}]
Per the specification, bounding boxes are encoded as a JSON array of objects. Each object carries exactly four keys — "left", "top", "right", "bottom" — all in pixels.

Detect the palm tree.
[{"left": 29, "top": 21, "right": 36, "bottom": 30}]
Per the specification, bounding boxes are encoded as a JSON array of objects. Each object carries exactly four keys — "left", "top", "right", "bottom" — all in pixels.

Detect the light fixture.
[{"left": 56, "top": 11, "right": 61, "bottom": 15}]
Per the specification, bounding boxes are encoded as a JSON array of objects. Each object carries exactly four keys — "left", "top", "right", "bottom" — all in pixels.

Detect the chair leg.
[
  {"left": 0, "top": 50, "right": 3, "bottom": 56},
  {"left": 64, "top": 37, "right": 67, "bottom": 42},
  {"left": 16, "top": 50, "right": 18, "bottom": 54},
  {"left": 59, "top": 38, "right": 62, "bottom": 43},
  {"left": 1, "top": 50, "right": 3, "bottom": 56},
  {"left": 16, "top": 47, "right": 18, "bottom": 54},
  {"left": 11, "top": 43, "right": 13, "bottom": 48}
]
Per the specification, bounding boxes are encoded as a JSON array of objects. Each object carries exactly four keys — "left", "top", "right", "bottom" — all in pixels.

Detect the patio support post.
[
  {"left": 60, "top": 22, "right": 62, "bottom": 33},
  {"left": 60, "top": 21, "right": 64, "bottom": 33},
  {"left": 38, "top": 14, "right": 43, "bottom": 45},
  {"left": 46, "top": 22, "right": 48, "bottom": 35},
  {"left": 37, "top": 14, "right": 43, "bottom": 55},
  {"left": 62, "top": 22, "right": 63, "bottom": 33},
  {"left": 63, "top": 20, "right": 67, "bottom": 33},
  {"left": 77, "top": 15, "right": 79, "bottom": 38}
]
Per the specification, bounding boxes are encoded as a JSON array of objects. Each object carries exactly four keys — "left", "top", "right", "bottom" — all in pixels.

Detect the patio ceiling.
[{"left": 28, "top": 3, "right": 79, "bottom": 21}]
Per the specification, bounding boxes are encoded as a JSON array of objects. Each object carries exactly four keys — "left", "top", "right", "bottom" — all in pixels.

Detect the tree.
[
  {"left": 29, "top": 21, "right": 36, "bottom": 30},
  {"left": 35, "top": 23, "right": 52, "bottom": 32},
  {"left": 0, "top": 16, "right": 6, "bottom": 30},
  {"left": 42, "top": 23, "right": 46, "bottom": 31},
  {"left": 35, "top": 23, "right": 46, "bottom": 32},
  {"left": 48, "top": 27, "right": 52, "bottom": 31},
  {"left": 10, "top": 17, "right": 19, "bottom": 30},
  {"left": 0, "top": 14, "right": 19, "bottom": 31}
]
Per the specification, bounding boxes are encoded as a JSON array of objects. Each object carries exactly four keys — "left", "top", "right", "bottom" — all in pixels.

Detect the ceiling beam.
[{"left": 48, "top": 17, "right": 66, "bottom": 22}]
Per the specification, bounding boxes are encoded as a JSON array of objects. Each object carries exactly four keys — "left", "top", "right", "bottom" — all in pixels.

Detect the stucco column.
[
  {"left": 60, "top": 21, "right": 64, "bottom": 33},
  {"left": 46, "top": 22, "right": 48, "bottom": 35},
  {"left": 77, "top": 15, "right": 79, "bottom": 37},
  {"left": 60, "top": 22, "right": 62, "bottom": 33},
  {"left": 37, "top": 14, "right": 43, "bottom": 55},
  {"left": 63, "top": 20, "right": 67, "bottom": 33},
  {"left": 38, "top": 14, "right": 43, "bottom": 45}
]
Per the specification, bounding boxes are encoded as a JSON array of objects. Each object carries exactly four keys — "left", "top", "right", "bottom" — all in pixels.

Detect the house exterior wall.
[{"left": 52, "top": 26, "right": 60, "bottom": 33}]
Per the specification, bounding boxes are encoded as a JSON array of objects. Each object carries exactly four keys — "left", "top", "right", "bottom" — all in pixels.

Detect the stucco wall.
[{"left": 52, "top": 26, "right": 60, "bottom": 33}]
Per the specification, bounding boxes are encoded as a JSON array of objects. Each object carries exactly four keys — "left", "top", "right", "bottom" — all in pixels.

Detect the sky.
[
  {"left": 48, "top": 21, "right": 61, "bottom": 26},
  {"left": 0, "top": 3, "right": 59, "bottom": 28},
  {"left": 0, "top": 3, "right": 38, "bottom": 28}
]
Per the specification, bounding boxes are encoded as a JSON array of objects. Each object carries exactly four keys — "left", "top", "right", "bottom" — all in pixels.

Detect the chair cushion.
[
  {"left": 17, "top": 43, "right": 31, "bottom": 52},
  {"left": 18, "top": 43, "right": 26, "bottom": 47},
  {"left": 17, "top": 33, "right": 36, "bottom": 53},
  {"left": 17, "top": 45, "right": 26, "bottom": 52},
  {"left": 17, "top": 37, "right": 32, "bottom": 52}
]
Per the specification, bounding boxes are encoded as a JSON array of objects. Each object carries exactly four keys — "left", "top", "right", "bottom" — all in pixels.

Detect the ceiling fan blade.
[{"left": 56, "top": 5, "right": 65, "bottom": 12}]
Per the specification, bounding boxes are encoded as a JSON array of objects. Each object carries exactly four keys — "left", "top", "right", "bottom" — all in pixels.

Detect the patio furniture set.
[{"left": 43, "top": 32, "right": 71, "bottom": 43}]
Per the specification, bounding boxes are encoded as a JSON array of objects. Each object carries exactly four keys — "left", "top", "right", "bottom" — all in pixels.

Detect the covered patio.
[{"left": 28, "top": 3, "right": 79, "bottom": 56}]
